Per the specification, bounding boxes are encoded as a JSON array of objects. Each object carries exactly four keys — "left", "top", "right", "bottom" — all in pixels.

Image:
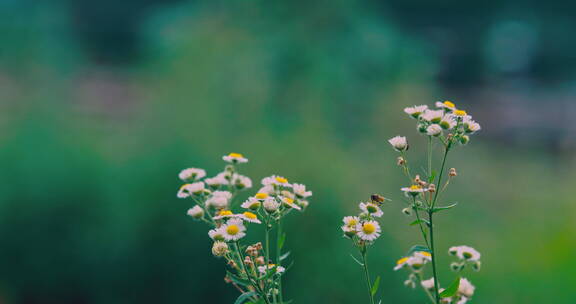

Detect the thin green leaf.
[
  {"left": 440, "top": 276, "right": 461, "bottom": 298},
  {"left": 234, "top": 292, "right": 257, "bottom": 304},
  {"left": 429, "top": 170, "right": 437, "bottom": 183},
  {"left": 432, "top": 203, "right": 458, "bottom": 214},
  {"left": 406, "top": 245, "right": 431, "bottom": 255},
  {"left": 371, "top": 276, "right": 381, "bottom": 296},
  {"left": 278, "top": 233, "right": 286, "bottom": 250},
  {"left": 226, "top": 271, "right": 251, "bottom": 286},
  {"left": 349, "top": 253, "right": 364, "bottom": 266},
  {"left": 280, "top": 251, "right": 291, "bottom": 261},
  {"left": 409, "top": 219, "right": 430, "bottom": 226}
]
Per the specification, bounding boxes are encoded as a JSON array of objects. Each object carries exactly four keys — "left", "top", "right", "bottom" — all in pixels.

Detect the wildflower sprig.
[
  {"left": 177, "top": 153, "right": 313, "bottom": 304},
  {"left": 342, "top": 194, "right": 389, "bottom": 304},
  {"left": 389, "top": 101, "right": 482, "bottom": 304}
]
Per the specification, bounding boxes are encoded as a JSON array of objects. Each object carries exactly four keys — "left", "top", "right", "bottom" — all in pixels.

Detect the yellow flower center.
[
  {"left": 419, "top": 251, "right": 432, "bottom": 258},
  {"left": 443, "top": 101, "right": 455, "bottom": 108},
  {"left": 454, "top": 110, "right": 467, "bottom": 116},
  {"left": 255, "top": 193, "right": 268, "bottom": 199},
  {"left": 275, "top": 177, "right": 288, "bottom": 183},
  {"left": 284, "top": 197, "right": 294, "bottom": 204},
  {"left": 218, "top": 210, "right": 233, "bottom": 216},
  {"left": 397, "top": 257, "right": 409, "bottom": 265},
  {"left": 243, "top": 212, "right": 257, "bottom": 219},
  {"left": 348, "top": 219, "right": 358, "bottom": 226},
  {"left": 228, "top": 152, "right": 243, "bottom": 158},
  {"left": 362, "top": 223, "right": 376, "bottom": 234},
  {"left": 226, "top": 225, "right": 240, "bottom": 235},
  {"left": 410, "top": 185, "right": 422, "bottom": 190}
]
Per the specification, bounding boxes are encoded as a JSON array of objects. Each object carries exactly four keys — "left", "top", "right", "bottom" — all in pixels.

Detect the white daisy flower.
[
  {"left": 292, "top": 183, "right": 312, "bottom": 198},
  {"left": 404, "top": 105, "right": 429, "bottom": 119},
  {"left": 394, "top": 256, "right": 410, "bottom": 271},
  {"left": 187, "top": 205, "right": 204, "bottom": 219},
  {"left": 222, "top": 218, "right": 246, "bottom": 241},
  {"left": 439, "top": 114, "right": 457, "bottom": 129},
  {"left": 453, "top": 109, "right": 468, "bottom": 118},
  {"left": 262, "top": 175, "right": 291, "bottom": 187},
  {"left": 421, "top": 109, "right": 444, "bottom": 123},
  {"left": 436, "top": 100, "right": 457, "bottom": 111},
  {"left": 421, "top": 278, "right": 435, "bottom": 290},
  {"left": 414, "top": 251, "right": 432, "bottom": 261},
  {"left": 222, "top": 152, "right": 248, "bottom": 164},
  {"left": 257, "top": 185, "right": 275, "bottom": 195},
  {"left": 212, "top": 210, "right": 237, "bottom": 220},
  {"left": 355, "top": 220, "right": 381, "bottom": 241},
  {"left": 208, "top": 227, "right": 225, "bottom": 241},
  {"left": 178, "top": 168, "right": 206, "bottom": 181},
  {"left": 388, "top": 136, "right": 408, "bottom": 152},
  {"left": 232, "top": 173, "right": 252, "bottom": 189},
  {"left": 241, "top": 197, "right": 261, "bottom": 210},
  {"left": 280, "top": 190, "right": 295, "bottom": 199},
  {"left": 458, "top": 278, "right": 475, "bottom": 298},
  {"left": 205, "top": 172, "right": 230, "bottom": 188},
  {"left": 449, "top": 246, "right": 481, "bottom": 261},
  {"left": 342, "top": 216, "right": 360, "bottom": 228},
  {"left": 359, "top": 202, "right": 383, "bottom": 217},
  {"left": 263, "top": 197, "right": 280, "bottom": 213},
  {"left": 257, "top": 264, "right": 286, "bottom": 275},
  {"left": 401, "top": 184, "right": 428, "bottom": 195},
  {"left": 426, "top": 124, "right": 443, "bottom": 136},
  {"left": 240, "top": 211, "right": 261, "bottom": 224},
  {"left": 463, "top": 117, "right": 481, "bottom": 134},
  {"left": 394, "top": 251, "right": 431, "bottom": 271},
  {"left": 281, "top": 196, "right": 301, "bottom": 210},
  {"left": 206, "top": 191, "right": 232, "bottom": 209},
  {"left": 177, "top": 182, "right": 205, "bottom": 198}
]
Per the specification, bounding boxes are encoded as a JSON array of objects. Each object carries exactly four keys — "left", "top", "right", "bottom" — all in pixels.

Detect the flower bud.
[
  {"left": 428, "top": 184, "right": 436, "bottom": 193},
  {"left": 460, "top": 135, "right": 470, "bottom": 145},
  {"left": 388, "top": 136, "right": 408, "bottom": 152},
  {"left": 212, "top": 241, "right": 229, "bottom": 257},
  {"left": 244, "top": 256, "right": 253, "bottom": 266},
  {"left": 397, "top": 156, "right": 406, "bottom": 166},
  {"left": 449, "top": 168, "right": 457, "bottom": 177},
  {"left": 402, "top": 208, "right": 412, "bottom": 216},
  {"left": 255, "top": 256, "right": 265, "bottom": 265},
  {"left": 227, "top": 260, "right": 237, "bottom": 268},
  {"left": 187, "top": 205, "right": 204, "bottom": 219}
]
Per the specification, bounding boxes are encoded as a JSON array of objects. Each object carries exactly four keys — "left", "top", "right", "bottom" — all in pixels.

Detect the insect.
[{"left": 370, "top": 194, "right": 391, "bottom": 206}]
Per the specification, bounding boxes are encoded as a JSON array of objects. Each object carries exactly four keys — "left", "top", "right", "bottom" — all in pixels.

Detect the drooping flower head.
[
  {"left": 404, "top": 105, "right": 429, "bottom": 119},
  {"left": 179, "top": 168, "right": 206, "bottom": 181},
  {"left": 187, "top": 205, "right": 204, "bottom": 219},
  {"left": 388, "top": 136, "right": 408, "bottom": 152},
  {"left": 177, "top": 182, "right": 205, "bottom": 198}
]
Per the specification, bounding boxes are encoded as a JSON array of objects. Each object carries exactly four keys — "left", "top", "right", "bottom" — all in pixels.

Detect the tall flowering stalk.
[
  {"left": 389, "top": 101, "right": 483, "bottom": 304},
  {"left": 177, "top": 153, "right": 313, "bottom": 304},
  {"left": 341, "top": 194, "right": 388, "bottom": 304}
]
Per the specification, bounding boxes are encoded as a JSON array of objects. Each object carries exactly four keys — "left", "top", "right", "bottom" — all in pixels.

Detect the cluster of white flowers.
[
  {"left": 176, "top": 153, "right": 313, "bottom": 303},
  {"left": 342, "top": 195, "right": 386, "bottom": 244},
  {"left": 449, "top": 245, "right": 482, "bottom": 271},
  {"left": 399, "top": 101, "right": 481, "bottom": 147}
]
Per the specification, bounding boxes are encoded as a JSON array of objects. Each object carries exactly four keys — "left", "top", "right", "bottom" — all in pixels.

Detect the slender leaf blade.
[
  {"left": 371, "top": 276, "right": 381, "bottom": 296},
  {"left": 440, "top": 276, "right": 461, "bottom": 298},
  {"left": 280, "top": 251, "right": 291, "bottom": 261},
  {"left": 432, "top": 203, "right": 458, "bottom": 214},
  {"left": 234, "top": 292, "right": 257, "bottom": 304}
]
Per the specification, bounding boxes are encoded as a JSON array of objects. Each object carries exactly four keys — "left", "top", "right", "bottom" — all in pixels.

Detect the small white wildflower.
[
  {"left": 232, "top": 174, "right": 252, "bottom": 189},
  {"left": 426, "top": 124, "right": 443, "bottom": 136},
  {"left": 263, "top": 197, "right": 280, "bottom": 213},
  {"left": 292, "top": 183, "right": 312, "bottom": 198},
  {"left": 208, "top": 227, "right": 225, "bottom": 241},
  {"left": 212, "top": 241, "right": 229, "bottom": 257},
  {"left": 257, "top": 185, "right": 275, "bottom": 195},
  {"left": 436, "top": 100, "right": 457, "bottom": 111},
  {"left": 359, "top": 202, "right": 383, "bottom": 217},
  {"left": 421, "top": 109, "right": 444, "bottom": 123},
  {"left": 262, "top": 175, "right": 291, "bottom": 187},
  {"left": 206, "top": 191, "right": 232, "bottom": 209},
  {"left": 179, "top": 168, "right": 206, "bottom": 181},
  {"left": 355, "top": 220, "right": 381, "bottom": 241},
  {"left": 439, "top": 114, "right": 457, "bottom": 129},
  {"left": 222, "top": 218, "right": 247, "bottom": 241},
  {"left": 449, "top": 246, "right": 481, "bottom": 261},
  {"left": 222, "top": 152, "right": 248, "bottom": 164},
  {"left": 257, "top": 264, "right": 285, "bottom": 275},
  {"left": 421, "top": 278, "right": 435, "bottom": 290},
  {"left": 404, "top": 105, "right": 429, "bottom": 119},
  {"left": 241, "top": 197, "right": 261, "bottom": 210},
  {"left": 281, "top": 196, "right": 301, "bottom": 210},
  {"left": 342, "top": 216, "right": 360, "bottom": 228},
  {"left": 212, "top": 210, "right": 237, "bottom": 220},
  {"left": 177, "top": 182, "right": 205, "bottom": 198},
  {"left": 458, "top": 278, "right": 475, "bottom": 298},
  {"left": 463, "top": 116, "right": 481, "bottom": 134},
  {"left": 187, "top": 205, "right": 204, "bottom": 219},
  {"left": 239, "top": 211, "right": 262, "bottom": 224},
  {"left": 205, "top": 172, "right": 229, "bottom": 188},
  {"left": 401, "top": 184, "right": 428, "bottom": 195},
  {"left": 388, "top": 136, "right": 408, "bottom": 151}
]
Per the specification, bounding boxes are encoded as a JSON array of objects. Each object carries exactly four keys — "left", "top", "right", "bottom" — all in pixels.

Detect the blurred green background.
[{"left": 1, "top": 0, "right": 576, "bottom": 303}]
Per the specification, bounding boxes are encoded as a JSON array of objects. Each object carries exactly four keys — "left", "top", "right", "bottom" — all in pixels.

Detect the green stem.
[
  {"left": 428, "top": 212, "right": 440, "bottom": 304},
  {"left": 361, "top": 247, "right": 375, "bottom": 304},
  {"left": 412, "top": 197, "right": 430, "bottom": 248},
  {"left": 427, "top": 136, "right": 433, "bottom": 180},
  {"left": 237, "top": 241, "right": 271, "bottom": 304},
  {"left": 276, "top": 219, "right": 284, "bottom": 303}
]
